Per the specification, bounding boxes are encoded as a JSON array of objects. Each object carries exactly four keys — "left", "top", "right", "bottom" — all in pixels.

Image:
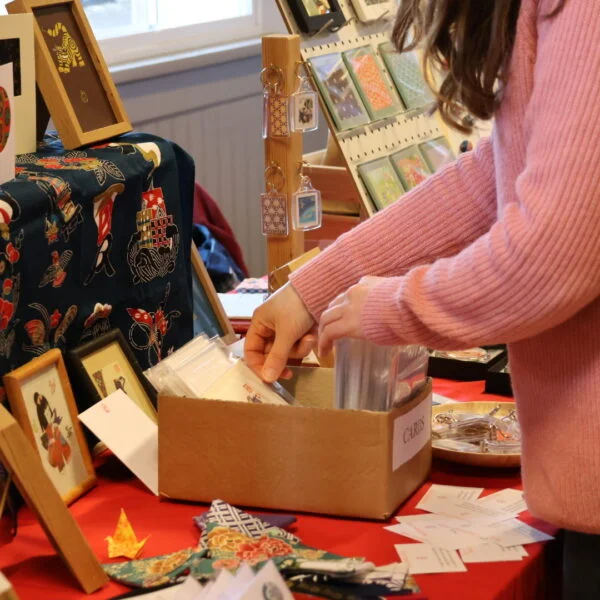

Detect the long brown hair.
[{"left": 392, "top": 1, "right": 525, "bottom": 132}]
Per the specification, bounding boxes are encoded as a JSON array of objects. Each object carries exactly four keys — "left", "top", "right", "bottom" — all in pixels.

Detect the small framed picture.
[
  {"left": 390, "top": 145, "right": 431, "bottom": 190},
  {"left": 68, "top": 329, "right": 158, "bottom": 423},
  {"left": 6, "top": 0, "right": 132, "bottom": 149},
  {"left": 357, "top": 157, "right": 405, "bottom": 211},
  {"left": 379, "top": 42, "right": 434, "bottom": 110},
  {"left": 349, "top": 0, "right": 396, "bottom": 23},
  {"left": 191, "top": 243, "right": 236, "bottom": 344},
  {"left": 3, "top": 349, "right": 96, "bottom": 505},
  {"left": 343, "top": 45, "right": 403, "bottom": 121},
  {"left": 419, "top": 136, "right": 456, "bottom": 172},
  {"left": 309, "top": 53, "right": 370, "bottom": 131},
  {"left": 293, "top": 188, "right": 322, "bottom": 231},
  {"left": 287, "top": 0, "right": 347, "bottom": 34}
]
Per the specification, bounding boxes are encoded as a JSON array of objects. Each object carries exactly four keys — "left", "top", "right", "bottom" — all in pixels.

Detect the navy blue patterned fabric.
[{"left": 0, "top": 132, "right": 194, "bottom": 400}]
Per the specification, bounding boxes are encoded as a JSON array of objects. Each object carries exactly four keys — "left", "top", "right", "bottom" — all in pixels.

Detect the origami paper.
[{"left": 106, "top": 508, "right": 150, "bottom": 560}]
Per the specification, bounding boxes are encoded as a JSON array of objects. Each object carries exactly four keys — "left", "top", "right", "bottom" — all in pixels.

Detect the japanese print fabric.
[{"left": 0, "top": 132, "right": 194, "bottom": 408}]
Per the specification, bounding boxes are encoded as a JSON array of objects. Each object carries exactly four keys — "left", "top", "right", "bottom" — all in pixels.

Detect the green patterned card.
[
  {"left": 419, "top": 136, "right": 456, "bottom": 172},
  {"left": 390, "top": 145, "right": 431, "bottom": 190},
  {"left": 379, "top": 42, "right": 434, "bottom": 110},
  {"left": 358, "top": 157, "right": 405, "bottom": 211}
]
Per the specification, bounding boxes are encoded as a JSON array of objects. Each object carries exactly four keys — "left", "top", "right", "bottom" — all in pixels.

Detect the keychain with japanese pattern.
[
  {"left": 261, "top": 65, "right": 291, "bottom": 139},
  {"left": 291, "top": 67, "right": 319, "bottom": 133},
  {"left": 261, "top": 162, "right": 289, "bottom": 237},
  {"left": 292, "top": 164, "right": 322, "bottom": 231}
]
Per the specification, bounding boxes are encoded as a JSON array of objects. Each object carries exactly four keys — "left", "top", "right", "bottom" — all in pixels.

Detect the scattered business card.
[
  {"left": 459, "top": 542, "right": 527, "bottom": 563},
  {"left": 476, "top": 488, "right": 527, "bottom": 516},
  {"left": 395, "top": 544, "right": 467, "bottom": 574}
]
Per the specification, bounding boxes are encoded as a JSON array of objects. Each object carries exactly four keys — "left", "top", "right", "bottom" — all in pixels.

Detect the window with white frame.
[{"left": 82, "top": 0, "right": 280, "bottom": 65}]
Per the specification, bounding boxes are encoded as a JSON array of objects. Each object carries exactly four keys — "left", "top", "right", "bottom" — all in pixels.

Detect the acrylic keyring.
[
  {"left": 261, "top": 162, "right": 289, "bottom": 237},
  {"left": 261, "top": 65, "right": 291, "bottom": 139},
  {"left": 292, "top": 162, "right": 322, "bottom": 232},
  {"left": 291, "top": 63, "right": 319, "bottom": 133}
]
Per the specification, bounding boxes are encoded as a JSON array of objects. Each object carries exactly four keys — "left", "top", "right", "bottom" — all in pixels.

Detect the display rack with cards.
[{"left": 271, "top": 0, "right": 484, "bottom": 217}]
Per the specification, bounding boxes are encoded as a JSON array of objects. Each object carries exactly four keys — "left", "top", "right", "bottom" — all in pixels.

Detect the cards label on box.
[{"left": 392, "top": 394, "right": 431, "bottom": 471}]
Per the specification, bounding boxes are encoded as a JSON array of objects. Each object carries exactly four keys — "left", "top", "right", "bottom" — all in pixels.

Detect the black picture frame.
[
  {"left": 287, "top": 0, "right": 346, "bottom": 34},
  {"left": 68, "top": 329, "right": 158, "bottom": 422}
]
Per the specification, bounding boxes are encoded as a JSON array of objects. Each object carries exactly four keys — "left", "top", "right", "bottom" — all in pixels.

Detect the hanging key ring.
[
  {"left": 260, "top": 65, "right": 285, "bottom": 94},
  {"left": 265, "top": 161, "right": 285, "bottom": 193}
]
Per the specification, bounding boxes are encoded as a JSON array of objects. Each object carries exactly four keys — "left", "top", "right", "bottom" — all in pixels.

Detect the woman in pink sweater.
[{"left": 245, "top": 0, "right": 600, "bottom": 595}]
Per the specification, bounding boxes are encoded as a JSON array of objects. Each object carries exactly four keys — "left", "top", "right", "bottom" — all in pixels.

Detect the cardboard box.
[{"left": 158, "top": 369, "right": 432, "bottom": 520}]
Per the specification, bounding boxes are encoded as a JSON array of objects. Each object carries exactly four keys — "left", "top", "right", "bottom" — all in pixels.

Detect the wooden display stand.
[
  {"left": 262, "top": 36, "right": 365, "bottom": 272},
  {"left": 262, "top": 35, "right": 305, "bottom": 274}
]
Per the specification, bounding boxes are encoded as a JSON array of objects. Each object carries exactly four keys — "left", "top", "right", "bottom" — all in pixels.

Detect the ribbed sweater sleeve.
[
  {"left": 357, "top": 0, "right": 600, "bottom": 348},
  {"left": 290, "top": 134, "right": 497, "bottom": 319}
]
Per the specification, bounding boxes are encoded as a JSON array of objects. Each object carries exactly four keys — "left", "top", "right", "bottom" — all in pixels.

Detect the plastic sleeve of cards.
[
  {"left": 144, "top": 335, "right": 294, "bottom": 406},
  {"left": 334, "top": 338, "right": 429, "bottom": 411}
]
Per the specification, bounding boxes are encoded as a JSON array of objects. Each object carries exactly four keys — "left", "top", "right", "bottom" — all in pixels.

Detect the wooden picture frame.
[
  {"left": 0, "top": 13, "right": 36, "bottom": 154},
  {"left": 287, "top": 0, "right": 346, "bottom": 34},
  {"left": 68, "top": 328, "right": 158, "bottom": 423},
  {"left": 348, "top": 0, "right": 396, "bottom": 23},
  {"left": 6, "top": 0, "right": 132, "bottom": 149},
  {"left": 0, "top": 404, "right": 108, "bottom": 593},
  {"left": 191, "top": 242, "right": 236, "bottom": 345},
  {"left": 3, "top": 349, "right": 96, "bottom": 506}
]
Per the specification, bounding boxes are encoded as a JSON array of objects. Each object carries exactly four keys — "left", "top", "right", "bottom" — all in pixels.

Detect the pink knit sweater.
[{"left": 291, "top": 0, "right": 600, "bottom": 533}]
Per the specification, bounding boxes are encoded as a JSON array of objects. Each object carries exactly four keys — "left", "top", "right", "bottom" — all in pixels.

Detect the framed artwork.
[
  {"left": 349, "top": 0, "right": 397, "bottom": 23},
  {"left": 390, "top": 145, "right": 431, "bottom": 190},
  {"left": 3, "top": 349, "right": 96, "bottom": 505},
  {"left": 68, "top": 328, "right": 158, "bottom": 423},
  {"left": 419, "top": 136, "right": 456, "bottom": 172},
  {"left": 0, "top": 403, "right": 108, "bottom": 592},
  {"left": 6, "top": 0, "right": 132, "bottom": 149},
  {"left": 343, "top": 45, "right": 403, "bottom": 121},
  {"left": 379, "top": 42, "right": 434, "bottom": 110},
  {"left": 309, "top": 53, "right": 370, "bottom": 132},
  {"left": 191, "top": 243, "right": 236, "bottom": 345},
  {"left": 0, "top": 64, "right": 15, "bottom": 185},
  {"left": 0, "top": 13, "right": 36, "bottom": 154},
  {"left": 357, "top": 157, "right": 405, "bottom": 211},
  {"left": 287, "top": 0, "right": 347, "bottom": 34}
]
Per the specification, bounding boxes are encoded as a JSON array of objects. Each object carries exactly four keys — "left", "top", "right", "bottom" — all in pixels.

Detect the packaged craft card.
[
  {"left": 379, "top": 42, "right": 434, "bottom": 110},
  {"left": 349, "top": 0, "right": 397, "bottom": 23},
  {"left": 419, "top": 136, "right": 456, "bottom": 172},
  {"left": 287, "top": 0, "right": 346, "bottom": 34},
  {"left": 390, "top": 145, "right": 431, "bottom": 190},
  {"left": 357, "top": 157, "right": 405, "bottom": 211},
  {"left": 343, "top": 45, "right": 403, "bottom": 121},
  {"left": 309, "top": 53, "right": 370, "bottom": 131}
]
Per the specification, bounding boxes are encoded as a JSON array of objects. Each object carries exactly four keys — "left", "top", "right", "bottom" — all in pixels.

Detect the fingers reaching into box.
[
  {"left": 318, "top": 276, "right": 385, "bottom": 357},
  {"left": 245, "top": 283, "right": 316, "bottom": 383}
]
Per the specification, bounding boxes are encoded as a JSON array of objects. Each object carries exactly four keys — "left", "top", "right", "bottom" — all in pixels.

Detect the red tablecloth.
[{"left": 0, "top": 380, "right": 561, "bottom": 600}]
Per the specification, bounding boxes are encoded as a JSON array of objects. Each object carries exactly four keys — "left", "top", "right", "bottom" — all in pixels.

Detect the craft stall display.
[{"left": 268, "top": 0, "right": 467, "bottom": 222}]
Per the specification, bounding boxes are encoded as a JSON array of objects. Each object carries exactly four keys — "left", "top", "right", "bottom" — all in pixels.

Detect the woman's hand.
[
  {"left": 244, "top": 283, "right": 316, "bottom": 383},
  {"left": 318, "top": 276, "right": 385, "bottom": 356}
]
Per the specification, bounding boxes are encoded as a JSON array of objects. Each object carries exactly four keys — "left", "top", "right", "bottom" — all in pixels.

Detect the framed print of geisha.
[
  {"left": 6, "top": 0, "right": 132, "bottom": 149},
  {"left": 3, "top": 348, "right": 96, "bottom": 505}
]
